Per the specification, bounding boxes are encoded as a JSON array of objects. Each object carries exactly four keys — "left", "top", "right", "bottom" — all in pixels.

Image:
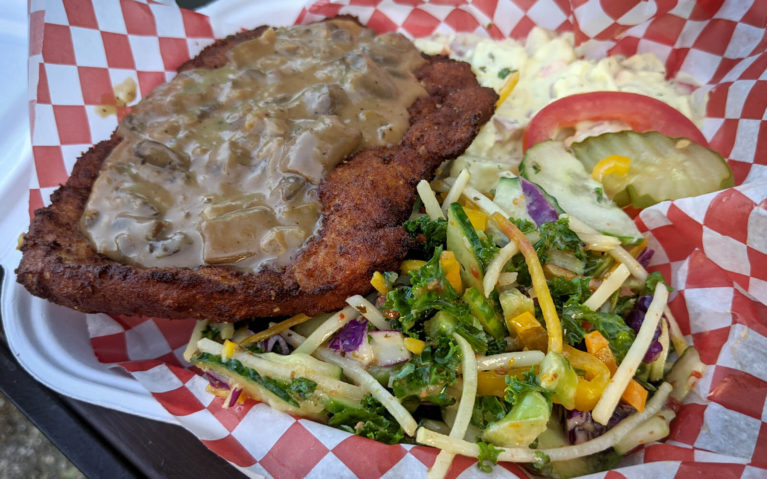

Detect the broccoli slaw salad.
[{"left": 180, "top": 27, "right": 727, "bottom": 478}]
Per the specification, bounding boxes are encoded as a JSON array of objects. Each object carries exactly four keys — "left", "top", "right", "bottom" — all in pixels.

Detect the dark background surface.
[{"left": 1, "top": 1, "right": 251, "bottom": 477}]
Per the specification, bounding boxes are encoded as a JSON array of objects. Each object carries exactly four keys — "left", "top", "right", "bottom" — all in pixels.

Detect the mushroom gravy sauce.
[{"left": 82, "top": 19, "right": 427, "bottom": 272}]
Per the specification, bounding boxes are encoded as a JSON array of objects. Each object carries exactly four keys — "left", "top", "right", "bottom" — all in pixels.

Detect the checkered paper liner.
[{"left": 25, "top": 0, "right": 767, "bottom": 477}]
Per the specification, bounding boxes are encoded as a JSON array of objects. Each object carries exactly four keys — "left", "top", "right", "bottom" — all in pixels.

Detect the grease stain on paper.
[{"left": 96, "top": 77, "right": 136, "bottom": 119}]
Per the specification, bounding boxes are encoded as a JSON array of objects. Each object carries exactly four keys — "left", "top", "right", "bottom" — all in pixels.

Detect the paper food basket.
[{"left": 16, "top": 0, "right": 767, "bottom": 477}]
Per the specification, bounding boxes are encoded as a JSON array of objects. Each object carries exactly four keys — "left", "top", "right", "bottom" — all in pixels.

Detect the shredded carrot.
[
  {"left": 492, "top": 213, "right": 563, "bottom": 353},
  {"left": 585, "top": 330, "right": 609, "bottom": 352},
  {"left": 621, "top": 379, "right": 648, "bottom": 412},
  {"left": 585, "top": 331, "right": 618, "bottom": 375},
  {"left": 240, "top": 314, "right": 311, "bottom": 346}
]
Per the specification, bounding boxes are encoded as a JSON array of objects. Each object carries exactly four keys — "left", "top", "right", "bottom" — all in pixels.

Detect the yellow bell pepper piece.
[
  {"left": 477, "top": 368, "right": 530, "bottom": 397},
  {"left": 370, "top": 271, "right": 390, "bottom": 295},
  {"left": 493, "top": 214, "right": 563, "bottom": 353},
  {"left": 591, "top": 155, "right": 631, "bottom": 183},
  {"left": 403, "top": 337, "right": 426, "bottom": 355},
  {"left": 496, "top": 70, "right": 520, "bottom": 109},
  {"left": 463, "top": 207, "right": 488, "bottom": 232},
  {"left": 440, "top": 250, "right": 463, "bottom": 294},
  {"left": 221, "top": 339, "right": 237, "bottom": 360},
  {"left": 477, "top": 370, "right": 508, "bottom": 397},
  {"left": 507, "top": 311, "right": 548, "bottom": 352},
  {"left": 562, "top": 345, "right": 610, "bottom": 411},
  {"left": 400, "top": 260, "right": 426, "bottom": 276}
]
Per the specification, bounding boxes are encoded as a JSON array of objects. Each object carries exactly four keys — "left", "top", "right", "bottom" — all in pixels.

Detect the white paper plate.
[{"left": 0, "top": 0, "right": 306, "bottom": 422}]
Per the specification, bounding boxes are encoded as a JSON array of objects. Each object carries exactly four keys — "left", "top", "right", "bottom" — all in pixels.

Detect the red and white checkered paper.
[{"left": 26, "top": 0, "right": 767, "bottom": 477}]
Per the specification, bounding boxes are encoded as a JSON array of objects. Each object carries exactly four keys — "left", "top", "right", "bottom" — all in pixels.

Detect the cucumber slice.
[
  {"left": 571, "top": 131, "right": 733, "bottom": 209},
  {"left": 493, "top": 177, "right": 534, "bottom": 223},
  {"left": 613, "top": 415, "right": 670, "bottom": 454},
  {"left": 482, "top": 391, "right": 550, "bottom": 447},
  {"left": 665, "top": 346, "right": 706, "bottom": 402},
  {"left": 498, "top": 288, "right": 534, "bottom": 322},
  {"left": 463, "top": 286, "right": 507, "bottom": 340},
  {"left": 446, "top": 203, "right": 486, "bottom": 292},
  {"left": 519, "top": 141, "right": 643, "bottom": 245},
  {"left": 494, "top": 176, "right": 563, "bottom": 226}
]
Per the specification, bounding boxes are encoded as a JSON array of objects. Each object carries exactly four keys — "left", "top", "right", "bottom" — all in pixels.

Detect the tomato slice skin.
[{"left": 522, "top": 92, "right": 708, "bottom": 151}]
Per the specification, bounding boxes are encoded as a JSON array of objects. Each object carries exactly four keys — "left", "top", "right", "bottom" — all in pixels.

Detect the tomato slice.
[{"left": 522, "top": 92, "right": 708, "bottom": 151}]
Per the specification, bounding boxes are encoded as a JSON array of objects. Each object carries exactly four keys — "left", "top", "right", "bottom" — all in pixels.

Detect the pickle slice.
[{"left": 571, "top": 131, "right": 733, "bottom": 209}]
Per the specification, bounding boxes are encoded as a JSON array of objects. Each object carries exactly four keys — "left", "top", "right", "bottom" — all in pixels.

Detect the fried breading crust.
[{"left": 16, "top": 29, "right": 497, "bottom": 322}]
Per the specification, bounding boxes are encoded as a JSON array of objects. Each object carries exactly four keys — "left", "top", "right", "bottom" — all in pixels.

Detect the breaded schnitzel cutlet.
[{"left": 16, "top": 20, "right": 497, "bottom": 322}]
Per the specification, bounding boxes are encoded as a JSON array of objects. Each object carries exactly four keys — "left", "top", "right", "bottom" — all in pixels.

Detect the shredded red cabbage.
[
  {"left": 566, "top": 404, "right": 633, "bottom": 444},
  {"left": 328, "top": 319, "right": 368, "bottom": 352},
  {"left": 636, "top": 247, "right": 655, "bottom": 267},
  {"left": 226, "top": 387, "right": 243, "bottom": 408},
  {"left": 265, "top": 334, "right": 290, "bottom": 354},
  {"left": 566, "top": 410, "right": 605, "bottom": 444},
  {"left": 627, "top": 295, "right": 663, "bottom": 362},
  {"left": 521, "top": 178, "right": 559, "bottom": 225},
  {"left": 205, "top": 371, "right": 230, "bottom": 390}
]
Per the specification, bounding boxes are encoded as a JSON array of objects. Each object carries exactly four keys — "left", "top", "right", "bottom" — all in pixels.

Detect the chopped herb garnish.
[
  {"left": 498, "top": 67, "right": 515, "bottom": 79},
  {"left": 594, "top": 186, "right": 604, "bottom": 202}
]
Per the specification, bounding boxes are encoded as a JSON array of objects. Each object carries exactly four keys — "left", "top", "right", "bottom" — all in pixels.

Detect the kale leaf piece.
[
  {"left": 288, "top": 377, "right": 318, "bottom": 400},
  {"left": 403, "top": 215, "right": 447, "bottom": 254},
  {"left": 547, "top": 276, "right": 592, "bottom": 345},
  {"left": 589, "top": 312, "right": 636, "bottom": 362},
  {"left": 471, "top": 396, "right": 509, "bottom": 429},
  {"left": 477, "top": 232, "right": 500, "bottom": 271},
  {"left": 643, "top": 270, "right": 672, "bottom": 295},
  {"left": 384, "top": 248, "right": 466, "bottom": 333},
  {"left": 561, "top": 302, "right": 636, "bottom": 361},
  {"left": 534, "top": 218, "right": 586, "bottom": 264},
  {"left": 477, "top": 441, "right": 503, "bottom": 472},
  {"left": 504, "top": 218, "right": 585, "bottom": 286},
  {"left": 390, "top": 336, "right": 461, "bottom": 407},
  {"left": 505, "top": 370, "right": 552, "bottom": 407},
  {"left": 327, "top": 395, "right": 405, "bottom": 444}
]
